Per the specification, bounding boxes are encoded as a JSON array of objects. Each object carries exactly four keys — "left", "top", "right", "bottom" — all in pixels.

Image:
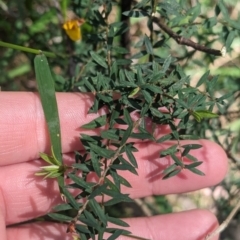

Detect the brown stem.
[{"left": 153, "top": 17, "right": 222, "bottom": 56}]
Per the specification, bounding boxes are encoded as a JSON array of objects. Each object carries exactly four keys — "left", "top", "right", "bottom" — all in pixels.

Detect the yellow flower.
[{"left": 62, "top": 19, "right": 85, "bottom": 41}]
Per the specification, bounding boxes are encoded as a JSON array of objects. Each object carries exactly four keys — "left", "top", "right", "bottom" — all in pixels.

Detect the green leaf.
[
  {"left": 163, "top": 168, "right": 181, "bottom": 179},
  {"left": 142, "top": 84, "right": 162, "bottom": 94},
  {"left": 61, "top": 188, "right": 79, "bottom": 210},
  {"left": 181, "top": 147, "right": 190, "bottom": 157},
  {"left": 137, "top": 66, "right": 144, "bottom": 84},
  {"left": 79, "top": 210, "right": 99, "bottom": 229},
  {"left": 75, "top": 224, "right": 91, "bottom": 234},
  {"left": 188, "top": 3, "right": 201, "bottom": 23},
  {"left": 144, "top": 35, "right": 153, "bottom": 54},
  {"left": 132, "top": 126, "right": 155, "bottom": 141},
  {"left": 128, "top": 87, "right": 140, "bottom": 98},
  {"left": 192, "top": 110, "right": 218, "bottom": 122},
  {"left": 123, "top": 108, "right": 133, "bottom": 126},
  {"left": 217, "top": 0, "right": 229, "bottom": 19},
  {"left": 179, "top": 135, "right": 200, "bottom": 140},
  {"left": 162, "top": 55, "right": 171, "bottom": 73},
  {"left": 107, "top": 229, "right": 124, "bottom": 240},
  {"left": 124, "top": 69, "right": 135, "bottom": 82},
  {"left": 225, "top": 31, "right": 235, "bottom": 52},
  {"left": 104, "top": 194, "right": 133, "bottom": 206},
  {"left": 121, "top": 125, "right": 133, "bottom": 145},
  {"left": 116, "top": 59, "right": 132, "bottom": 65},
  {"left": 34, "top": 54, "right": 63, "bottom": 194},
  {"left": 130, "top": 132, "right": 154, "bottom": 141},
  {"left": 196, "top": 70, "right": 210, "bottom": 87},
  {"left": 162, "top": 164, "right": 178, "bottom": 176},
  {"left": 185, "top": 153, "right": 198, "bottom": 162},
  {"left": 117, "top": 67, "right": 125, "bottom": 81},
  {"left": 187, "top": 167, "right": 205, "bottom": 176},
  {"left": 181, "top": 144, "right": 202, "bottom": 156},
  {"left": 107, "top": 216, "right": 129, "bottom": 227},
  {"left": 125, "top": 145, "right": 138, "bottom": 168},
  {"left": 48, "top": 213, "right": 73, "bottom": 222},
  {"left": 118, "top": 175, "right": 132, "bottom": 188},
  {"left": 101, "top": 129, "right": 120, "bottom": 141},
  {"left": 170, "top": 154, "right": 184, "bottom": 167},
  {"left": 217, "top": 92, "right": 233, "bottom": 103},
  {"left": 160, "top": 144, "right": 178, "bottom": 157},
  {"left": 34, "top": 54, "right": 62, "bottom": 164},
  {"left": 81, "top": 115, "right": 107, "bottom": 129},
  {"left": 88, "top": 143, "right": 115, "bottom": 158},
  {"left": 191, "top": 111, "right": 201, "bottom": 122},
  {"left": 53, "top": 203, "right": 76, "bottom": 211},
  {"left": 68, "top": 173, "right": 91, "bottom": 189},
  {"left": 112, "top": 46, "right": 129, "bottom": 54},
  {"left": 111, "top": 156, "right": 138, "bottom": 175},
  {"left": 185, "top": 161, "right": 203, "bottom": 169},
  {"left": 142, "top": 90, "right": 152, "bottom": 104},
  {"left": 111, "top": 161, "right": 138, "bottom": 175},
  {"left": 88, "top": 199, "right": 107, "bottom": 225},
  {"left": 182, "top": 144, "right": 202, "bottom": 150},
  {"left": 39, "top": 151, "right": 58, "bottom": 166},
  {"left": 72, "top": 163, "right": 90, "bottom": 173},
  {"left": 110, "top": 169, "right": 120, "bottom": 190},
  {"left": 102, "top": 188, "right": 128, "bottom": 199},
  {"left": 90, "top": 51, "right": 108, "bottom": 69},
  {"left": 89, "top": 183, "right": 108, "bottom": 199},
  {"left": 90, "top": 150, "right": 102, "bottom": 177},
  {"left": 106, "top": 228, "right": 132, "bottom": 238},
  {"left": 104, "top": 178, "right": 120, "bottom": 192},
  {"left": 150, "top": 107, "right": 164, "bottom": 118},
  {"left": 156, "top": 134, "right": 172, "bottom": 143}
]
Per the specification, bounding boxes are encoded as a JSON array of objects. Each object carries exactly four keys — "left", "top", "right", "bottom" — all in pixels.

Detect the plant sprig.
[{"left": 32, "top": 0, "right": 236, "bottom": 239}]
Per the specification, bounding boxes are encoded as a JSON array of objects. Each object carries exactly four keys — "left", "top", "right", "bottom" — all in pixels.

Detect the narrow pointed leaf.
[
  {"left": 61, "top": 188, "right": 79, "bottom": 210},
  {"left": 68, "top": 173, "right": 91, "bottom": 189},
  {"left": 90, "top": 51, "right": 108, "bottom": 69},
  {"left": 107, "top": 216, "right": 129, "bottom": 227},
  {"left": 88, "top": 143, "right": 115, "bottom": 158},
  {"left": 81, "top": 115, "right": 107, "bottom": 129},
  {"left": 187, "top": 167, "right": 205, "bottom": 176},
  {"left": 162, "top": 168, "right": 181, "bottom": 179},
  {"left": 88, "top": 199, "right": 107, "bottom": 225},
  {"left": 107, "top": 229, "right": 124, "bottom": 240},
  {"left": 34, "top": 54, "right": 62, "bottom": 164},
  {"left": 48, "top": 213, "right": 73, "bottom": 222},
  {"left": 185, "top": 161, "right": 203, "bottom": 169},
  {"left": 125, "top": 145, "right": 138, "bottom": 168},
  {"left": 90, "top": 150, "right": 102, "bottom": 177}
]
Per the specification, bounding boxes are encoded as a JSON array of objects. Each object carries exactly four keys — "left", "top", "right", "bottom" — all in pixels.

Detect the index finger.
[
  {"left": 0, "top": 92, "right": 98, "bottom": 166},
  {"left": 0, "top": 92, "right": 169, "bottom": 166}
]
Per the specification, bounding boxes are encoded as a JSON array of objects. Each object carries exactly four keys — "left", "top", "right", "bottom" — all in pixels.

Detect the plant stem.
[{"left": 0, "top": 41, "right": 56, "bottom": 58}]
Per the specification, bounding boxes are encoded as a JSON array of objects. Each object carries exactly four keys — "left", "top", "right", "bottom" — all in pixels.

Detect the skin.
[{"left": 0, "top": 92, "right": 228, "bottom": 240}]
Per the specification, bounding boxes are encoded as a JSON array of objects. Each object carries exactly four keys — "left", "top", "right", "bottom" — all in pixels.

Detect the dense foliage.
[{"left": 1, "top": 0, "right": 240, "bottom": 239}]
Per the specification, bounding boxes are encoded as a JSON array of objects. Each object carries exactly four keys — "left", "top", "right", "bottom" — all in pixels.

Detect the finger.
[
  {"left": 0, "top": 140, "right": 227, "bottom": 225},
  {"left": 4, "top": 210, "right": 219, "bottom": 240},
  {"left": 114, "top": 210, "right": 219, "bottom": 240},
  {"left": 121, "top": 139, "right": 228, "bottom": 196},
  {"left": 0, "top": 92, "right": 169, "bottom": 166},
  {"left": 0, "top": 92, "right": 97, "bottom": 166}
]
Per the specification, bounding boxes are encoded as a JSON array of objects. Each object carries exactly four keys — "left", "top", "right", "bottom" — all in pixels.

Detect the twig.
[
  {"left": 205, "top": 198, "right": 240, "bottom": 240},
  {"left": 134, "top": 198, "right": 152, "bottom": 217},
  {"left": 152, "top": 17, "right": 222, "bottom": 56}
]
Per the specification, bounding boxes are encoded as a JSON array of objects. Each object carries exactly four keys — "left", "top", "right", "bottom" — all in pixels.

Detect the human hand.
[{"left": 0, "top": 92, "right": 228, "bottom": 240}]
